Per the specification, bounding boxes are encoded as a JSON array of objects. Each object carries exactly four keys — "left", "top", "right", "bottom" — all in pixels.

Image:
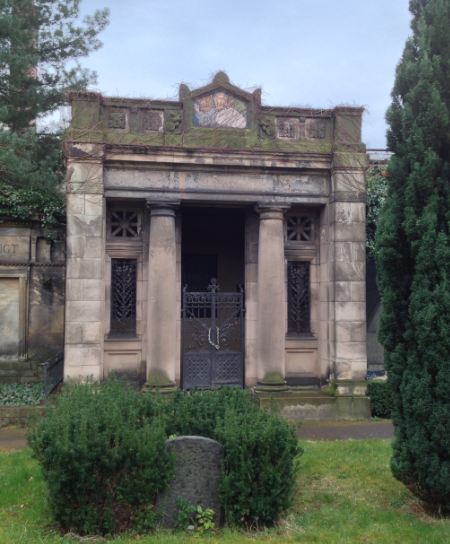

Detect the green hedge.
[
  {"left": 164, "top": 389, "right": 300, "bottom": 527},
  {"left": 28, "top": 382, "right": 173, "bottom": 535},
  {"left": 367, "top": 380, "right": 393, "bottom": 419},
  {"left": 29, "top": 383, "right": 300, "bottom": 535}
]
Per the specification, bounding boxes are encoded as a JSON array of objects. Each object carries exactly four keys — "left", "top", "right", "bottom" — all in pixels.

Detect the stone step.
[
  {"left": 0, "top": 361, "right": 33, "bottom": 371},
  {"left": 0, "top": 375, "right": 41, "bottom": 384}
]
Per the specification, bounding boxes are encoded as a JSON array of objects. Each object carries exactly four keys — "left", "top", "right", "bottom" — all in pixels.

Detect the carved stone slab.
[{"left": 157, "top": 435, "right": 224, "bottom": 528}]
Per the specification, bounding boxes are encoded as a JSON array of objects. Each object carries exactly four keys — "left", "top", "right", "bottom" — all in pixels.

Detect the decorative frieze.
[
  {"left": 142, "top": 110, "right": 164, "bottom": 132},
  {"left": 108, "top": 109, "right": 127, "bottom": 130}
]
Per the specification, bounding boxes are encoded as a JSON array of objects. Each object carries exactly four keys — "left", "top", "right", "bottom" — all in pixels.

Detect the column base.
[
  {"left": 254, "top": 371, "right": 289, "bottom": 393},
  {"left": 144, "top": 370, "right": 178, "bottom": 394}
]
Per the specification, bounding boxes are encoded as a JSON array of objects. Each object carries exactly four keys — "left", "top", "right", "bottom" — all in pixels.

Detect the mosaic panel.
[{"left": 193, "top": 91, "right": 247, "bottom": 128}]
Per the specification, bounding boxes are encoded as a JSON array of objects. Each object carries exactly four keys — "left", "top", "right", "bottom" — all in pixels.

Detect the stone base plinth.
[{"left": 256, "top": 389, "right": 371, "bottom": 420}]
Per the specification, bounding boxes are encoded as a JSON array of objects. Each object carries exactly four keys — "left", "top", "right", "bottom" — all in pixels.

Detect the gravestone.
[{"left": 157, "top": 435, "right": 224, "bottom": 528}]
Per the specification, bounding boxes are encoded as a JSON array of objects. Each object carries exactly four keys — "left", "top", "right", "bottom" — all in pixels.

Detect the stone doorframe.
[{"left": 0, "top": 267, "right": 29, "bottom": 359}]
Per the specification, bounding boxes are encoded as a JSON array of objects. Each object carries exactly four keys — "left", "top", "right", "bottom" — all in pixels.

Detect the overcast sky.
[{"left": 79, "top": 0, "right": 412, "bottom": 148}]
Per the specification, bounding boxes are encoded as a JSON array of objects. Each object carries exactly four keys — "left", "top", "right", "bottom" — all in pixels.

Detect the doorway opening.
[{"left": 181, "top": 206, "right": 245, "bottom": 389}]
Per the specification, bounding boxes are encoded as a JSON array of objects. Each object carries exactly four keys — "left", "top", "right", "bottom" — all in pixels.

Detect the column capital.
[
  {"left": 255, "top": 203, "right": 290, "bottom": 220},
  {"left": 146, "top": 200, "right": 180, "bottom": 218}
]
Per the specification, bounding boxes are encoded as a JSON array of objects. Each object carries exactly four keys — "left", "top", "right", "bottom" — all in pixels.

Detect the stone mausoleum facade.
[{"left": 64, "top": 73, "right": 368, "bottom": 408}]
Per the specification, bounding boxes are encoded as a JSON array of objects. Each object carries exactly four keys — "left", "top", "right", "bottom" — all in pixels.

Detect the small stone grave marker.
[{"left": 157, "top": 435, "right": 223, "bottom": 528}]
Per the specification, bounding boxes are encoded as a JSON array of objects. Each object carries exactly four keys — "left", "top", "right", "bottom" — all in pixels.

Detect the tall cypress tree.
[
  {"left": 0, "top": 0, "right": 108, "bottom": 226},
  {"left": 377, "top": 0, "right": 450, "bottom": 511}
]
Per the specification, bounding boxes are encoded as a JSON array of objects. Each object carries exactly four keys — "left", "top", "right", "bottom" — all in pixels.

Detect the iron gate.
[{"left": 182, "top": 279, "right": 244, "bottom": 389}]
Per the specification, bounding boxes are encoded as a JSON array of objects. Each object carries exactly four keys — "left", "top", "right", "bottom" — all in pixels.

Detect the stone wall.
[{"left": 0, "top": 221, "right": 65, "bottom": 381}]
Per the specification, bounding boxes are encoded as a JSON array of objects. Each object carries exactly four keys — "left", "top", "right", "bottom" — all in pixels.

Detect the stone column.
[
  {"left": 255, "top": 204, "right": 289, "bottom": 391},
  {"left": 146, "top": 202, "right": 179, "bottom": 390}
]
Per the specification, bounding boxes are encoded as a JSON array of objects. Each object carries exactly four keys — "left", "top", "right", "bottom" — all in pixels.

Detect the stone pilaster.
[
  {"left": 255, "top": 204, "right": 289, "bottom": 391},
  {"left": 146, "top": 202, "right": 179, "bottom": 389},
  {"left": 64, "top": 143, "right": 105, "bottom": 381},
  {"left": 330, "top": 151, "right": 368, "bottom": 394}
]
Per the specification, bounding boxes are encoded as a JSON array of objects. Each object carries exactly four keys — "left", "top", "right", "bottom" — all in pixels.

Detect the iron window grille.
[
  {"left": 287, "top": 261, "right": 310, "bottom": 334},
  {"left": 110, "top": 210, "right": 141, "bottom": 238},
  {"left": 286, "top": 215, "right": 314, "bottom": 242},
  {"left": 110, "top": 259, "right": 137, "bottom": 335}
]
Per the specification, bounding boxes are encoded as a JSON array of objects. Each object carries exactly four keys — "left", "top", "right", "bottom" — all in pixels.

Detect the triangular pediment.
[{"left": 179, "top": 72, "right": 260, "bottom": 130}]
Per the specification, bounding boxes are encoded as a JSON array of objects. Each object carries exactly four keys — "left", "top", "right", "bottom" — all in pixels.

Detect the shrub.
[
  {"left": 30, "top": 384, "right": 301, "bottom": 534},
  {"left": 368, "top": 380, "right": 393, "bottom": 419},
  {"left": 28, "top": 381, "right": 173, "bottom": 535},
  {"left": 0, "top": 383, "right": 45, "bottom": 406},
  {"left": 215, "top": 406, "right": 300, "bottom": 528},
  {"left": 165, "top": 387, "right": 257, "bottom": 438}
]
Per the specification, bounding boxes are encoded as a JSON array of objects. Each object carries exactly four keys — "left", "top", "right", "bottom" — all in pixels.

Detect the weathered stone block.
[
  {"left": 334, "top": 202, "right": 365, "bottom": 224},
  {"left": 336, "top": 321, "right": 366, "bottom": 342},
  {"left": 335, "top": 261, "right": 365, "bottom": 281},
  {"left": 67, "top": 215, "right": 103, "bottom": 238},
  {"left": 84, "top": 194, "right": 104, "bottom": 217},
  {"left": 157, "top": 436, "right": 224, "bottom": 528},
  {"left": 67, "top": 194, "right": 85, "bottom": 215},
  {"left": 64, "top": 363, "right": 101, "bottom": 381},
  {"left": 66, "top": 300, "right": 103, "bottom": 322},
  {"left": 67, "top": 236, "right": 85, "bottom": 259},
  {"left": 65, "top": 346, "right": 102, "bottom": 367},
  {"left": 82, "top": 279, "right": 105, "bottom": 301},
  {"left": 336, "top": 341, "right": 367, "bottom": 360},
  {"left": 350, "top": 281, "right": 365, "bottom": 302},
  {"left": 335, "top": 301, "right": 365, "bottom": 321},
  {"left": 66, "top": 258, "right": 103, "bottom": 280},
  {"left": 335, "top": 281, "right": 351, "bottom": 302},
  {"left": 333, "top": 223, "right": 366, "bottom": 243},
  {"left": 67, "top": 161, "right": 103, "bottom": 194},
  {"left": 331, "top": 171, "right": 366, "bottom": 194},
  {"left": 82, "top": 322, "right": 103, "bottom": 343},
  {"left": 84, "top": 237, "right": 104, "bottom": 258}
]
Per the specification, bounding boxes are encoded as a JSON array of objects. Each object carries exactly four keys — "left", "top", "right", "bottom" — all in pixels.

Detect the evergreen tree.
[
  {"left": 377, "top": 0, "right": 450, "bottom": 511},
  {"left": 0, "top": 0, "right": 108, "bottom": 226}
]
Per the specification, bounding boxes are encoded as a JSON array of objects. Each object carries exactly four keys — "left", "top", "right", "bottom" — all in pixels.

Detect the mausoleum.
[{"left": 64, "top": 72, "right": 368, "bottom": 409}]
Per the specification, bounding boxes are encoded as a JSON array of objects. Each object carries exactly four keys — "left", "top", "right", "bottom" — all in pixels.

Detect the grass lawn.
[{"left": 1, "top": 440, "right": 449, "bottom": 543}]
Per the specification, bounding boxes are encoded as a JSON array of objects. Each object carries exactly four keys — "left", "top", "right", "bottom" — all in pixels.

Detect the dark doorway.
[{"left": 181, "top": 207, "right": 245, "bottom": 389}]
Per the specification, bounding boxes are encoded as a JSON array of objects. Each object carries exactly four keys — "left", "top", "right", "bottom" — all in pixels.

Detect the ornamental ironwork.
[
  {"left": 110, "top": 210, "right": 141, "bottom": 238},
  {"left": 287, "top": 261, "right": 310, "bottom": 334},
  {"left": 111, "top": 259, "right": 137, "bottom": 335},
  {"left": 286, "top": 215, "right": 314, "bottom": 242},
  {"left": 182, "top": 279, "right": 244, "bottom": 389}
]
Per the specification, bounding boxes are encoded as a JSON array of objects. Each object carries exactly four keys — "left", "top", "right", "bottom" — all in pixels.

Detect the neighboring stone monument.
[
  {"left": 0, "top": 220, "right": 65, "bottom": 381},
  {"left": 157, "top": 436, "right": 224, "bottom": 528}
]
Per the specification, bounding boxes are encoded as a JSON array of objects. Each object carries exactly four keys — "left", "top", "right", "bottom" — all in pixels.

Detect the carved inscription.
[
  {"left": 0, "top": 236, "right": 29, "bottom": 262},
  {"left": 0, "top": 242, "right": 18, "bottom": 255}
]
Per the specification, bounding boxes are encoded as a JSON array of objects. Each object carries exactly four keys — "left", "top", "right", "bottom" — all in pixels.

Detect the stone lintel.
[{"left": 105, "top": 147, "right": 333, "bottom": 171}]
